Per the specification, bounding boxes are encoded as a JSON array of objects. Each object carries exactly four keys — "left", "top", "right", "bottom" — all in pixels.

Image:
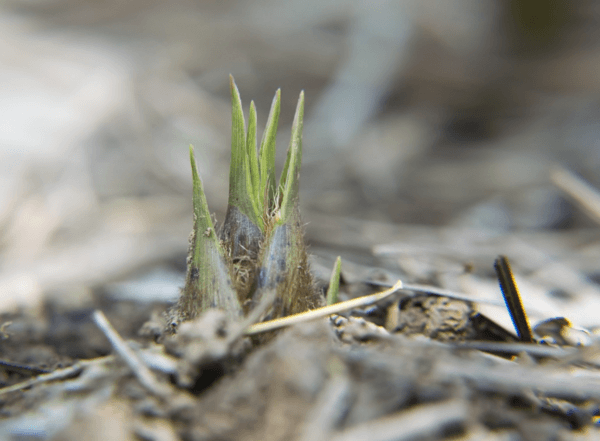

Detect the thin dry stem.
[
  {"left": 330, "top": 399, "right": 468, "bottom": 441},
  {"left": 551, "top": 165, "right": 600, "bottom": 224},
  {"left": 0, "top": 356, "right": 114, "bottom": 397},
  {"left": 92, "top": 310, "right": 174, "bottom": 398},
  {"left": 245, "top": 280, "right": 403, "bottom": 335}
]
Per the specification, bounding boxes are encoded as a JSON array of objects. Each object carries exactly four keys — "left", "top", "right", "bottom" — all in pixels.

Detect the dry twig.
[
  {"left": 92, "top": 310, "right": 174, "bottom": 398},
  {"left": 439, "top": 359, "right": 600, "bottom": 401},
  {"left": 299, "top": 376, "right": 352, "bottom": 441},
  {"left": 0, "top": 357, "right": 114, "bottom": 397},
  {"left": 551, "top": 165, "right": 600, "bottom": 225},
  {"left": 494, "top": 255, "right": 533, "bottom": 342},
  {"left": 245, "top": 280, "right": 403, "bottom": 335},
  {"left": 329, "top": 399, "right": 467, "bottom": 441}
]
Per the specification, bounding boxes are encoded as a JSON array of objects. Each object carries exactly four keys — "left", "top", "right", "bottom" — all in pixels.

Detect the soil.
[{"left": 0, "top": 266, "right": 598, "bottom": 441}]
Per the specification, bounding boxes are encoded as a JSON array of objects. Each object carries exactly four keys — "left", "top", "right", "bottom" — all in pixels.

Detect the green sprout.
[
  {"left": 177, "top": 146, "right": 242, "bottom": 322},
  {"left": 173, "top": 76, "right": 332, "bottom": 324},
  {"left": 326, "top": 256, "right": 342, "bottom": 305}
]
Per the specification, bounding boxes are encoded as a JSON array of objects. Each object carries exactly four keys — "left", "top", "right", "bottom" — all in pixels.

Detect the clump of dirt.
[{"left": 396, "top": 295, "right": 477, "bottom": 341}]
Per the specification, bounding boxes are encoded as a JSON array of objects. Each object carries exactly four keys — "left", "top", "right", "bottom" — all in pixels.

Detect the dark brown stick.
[{"left": 494, "top": 255, "right": 533, "bottom": 343}]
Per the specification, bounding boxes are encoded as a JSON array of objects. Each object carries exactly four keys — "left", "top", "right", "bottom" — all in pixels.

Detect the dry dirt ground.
[{"left": 0, "top": 244, "right": 600, "bottom": 441}]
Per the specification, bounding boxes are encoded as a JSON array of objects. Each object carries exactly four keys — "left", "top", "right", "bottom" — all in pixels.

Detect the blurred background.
[{"left": 1, "top": 0, "right": 600, "bottom": 326}]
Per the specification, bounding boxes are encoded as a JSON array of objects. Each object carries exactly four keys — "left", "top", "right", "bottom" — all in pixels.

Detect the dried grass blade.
[{"left": 245, "top": 280, "right": 403, "bottom": 335}]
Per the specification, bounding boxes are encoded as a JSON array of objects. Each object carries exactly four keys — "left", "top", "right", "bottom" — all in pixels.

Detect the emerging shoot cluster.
[{"left": 174, "top": 76, "right": 326, "bottom": 325}]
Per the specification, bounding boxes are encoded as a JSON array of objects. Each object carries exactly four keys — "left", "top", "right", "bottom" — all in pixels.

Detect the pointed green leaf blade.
[
  {"left": 221, "top": 78, "right": 264, "bottom": 296},
  {"left": 227, "top": 75, "right": 260, "bottom": 226},
  {"left": 189, "top": 145, "right": 216, "bottom": 242},
  {"left": 229, "top": 75, "right": 246, "bottom": 202},
  {"left": 259, "top": 89, "right": 281, "bottom": 211},
  {"left": 279, "top": 91, "right": 304, "bottom": 223},
  {"left": 326, "top": 256, "right": 342, "bottom": 305},
  {"left": 179, "top": 146, "right": 242, "bottom": 320},
  {"left": 246, "top": 100, "right": 262, "bottom": 222}
]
